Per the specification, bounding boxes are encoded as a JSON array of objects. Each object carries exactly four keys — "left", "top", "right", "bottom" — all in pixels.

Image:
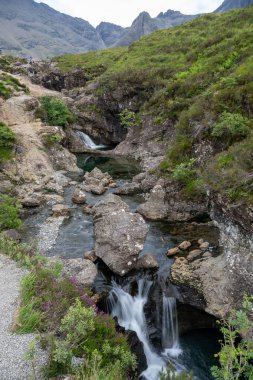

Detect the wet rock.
[
  {"left": 93, "top": 194, "right": 148, "bottom": 276},
  {"left": 84, "top": 250, "right": 97, "bottom": 263},
  {"left": 62, "top": 258, "right": 97, "bottom": 288},
  {"left": 127, "top": 331, "right": 148, "bottom": 374},
  {"left": 72, "top": 188, "right": 86, "bottom": 204},
  {"left": 135, "top": 254, "right": 159, "bottom": 270},
  {"left": 187, "top": 249, "right": 202, "bottom": 262},
  {"left": 199, "top": 241, "right": 210, "bottom": 251},
  {"left": 52, "top": 204, "right": 71, "bottom": 217},
  {"left": 167, "top": 247, "right": 181, "bottom": 257},
  {"left": 178, "top": 241, "right": 191, "bottom": 251}
]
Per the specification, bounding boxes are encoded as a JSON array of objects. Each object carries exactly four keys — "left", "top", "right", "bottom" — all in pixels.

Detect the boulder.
[
  {"left": 93, "top": 194, "right": 148, "bottom": 276},
  {"left": 135, "top": 254, "right": 159, "bottom": 270},
  {"left": 137, "top": 179, "right": 168, "bottom": 220},
  {"left": 52, "top": 204, "right": 71, "bottom": 217},
  {"left": 72, "top": 188, "right": 86, "bottom": 204},
  {"left": 83, "top": 167, "right": 112, "bottom": 194},
  {"left": 62, "top": 258, "right": 98, "bottom": 288}
]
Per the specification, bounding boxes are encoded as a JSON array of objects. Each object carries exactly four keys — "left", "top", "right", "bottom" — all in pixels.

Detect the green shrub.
[
  {"left": 0, "top": 195, "right": 22, "bottom": 230},
  {"left": 211, "top": 112, "right": 251, "bottom": 144},
  {"left": 211, "top": 295, "right": 253, "bottom": 380},
  {"left": 171, "top": 158, "right": 197, "bottom": 184},
  {"left": 119, "top": 109, "right": 136, "bottom": 129},
  {"left": 0, "top": 121, "right": 16, "bottom": 161},
  {"left": 0, "top": 81, "right": 12, "bottom": 99},
  {"left": 37, "top": 96, "right": 74, "bottom": 127},
  {"left": 42, "top": 133, "right": 63, "bottom": 147}
]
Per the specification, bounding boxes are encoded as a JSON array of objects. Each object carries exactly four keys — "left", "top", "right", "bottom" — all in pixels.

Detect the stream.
[{"left": 23, "top": 152, "right": 221, "bottom": 380}]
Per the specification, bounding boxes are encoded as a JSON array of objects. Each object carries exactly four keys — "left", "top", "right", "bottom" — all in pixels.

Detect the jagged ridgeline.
[{"left": 54, "top": 6, "right": 253, "bottom": 203}]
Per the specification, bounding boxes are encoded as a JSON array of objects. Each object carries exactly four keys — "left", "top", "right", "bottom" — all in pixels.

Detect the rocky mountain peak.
[{"left": 214, "top": 0, "right": 253, "bottom": 12}]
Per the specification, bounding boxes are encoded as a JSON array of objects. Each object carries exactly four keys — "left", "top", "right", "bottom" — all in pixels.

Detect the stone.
[
  {"left": 72, "top": 188, "right": 86, "bottom": 204},
  {"left": 187, "top": 249, "right": 202, "bottom": 262},
  {"left": 114, "top": 182, "right": 141, "bottom": 195},
  {"left": 108, "top": 182, "right": 118, "bottom": 188},
  {"left": 90, "top": 185, "right": 106, "bottom": 195},
  {"left": 83, "top": 205, "right": 93, "bottom": 214},
  {"left": 61, "top": 258, "right": 98, "bottom": 288},
  {"left": 135, "top": 254, "right": 159, "bottom": 270},
  {"left": 52, "top": 204, "right": 71, "bottom": 217},
  {"left": 84, "top": 250, "right": 97, "bottom": 262},
  {"left": 178, "top": 241, "right": 192, "bottom": 251},
  {"left": 202, "top": 251, "right": 212, "bottom": 258},
  {"left": 21, "top": 197, "right": 41, "bottom": 208},
  {"left": 93, "top": 194, "right": 148, "bottom": 276},
  {"left": 137, "top": 179, "right": 168, "bottom": 220},
  {"left": 199, "top": 242, "right": 210, "bottom": 251},
  {"left": 198, "top": 238, "right": 204, "bottom": 245},
  {"left": 167, "top": 247, "right": 181, "bottom": 257},
  {"left": 2, "top": 229, "right": 22, "bottom": 242}
]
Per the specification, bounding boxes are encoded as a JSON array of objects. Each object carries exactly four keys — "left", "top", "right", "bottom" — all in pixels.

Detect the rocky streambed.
[{"left": 22, "top": 153, "right": 222, "bottom": 379}]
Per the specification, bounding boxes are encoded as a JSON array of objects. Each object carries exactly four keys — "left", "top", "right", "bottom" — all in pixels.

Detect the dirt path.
[{"left": 0, "top": 254, "right": 47, "bottom": 380}]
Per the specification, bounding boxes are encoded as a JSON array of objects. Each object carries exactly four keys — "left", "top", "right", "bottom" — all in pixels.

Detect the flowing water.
[
  {"left": 23, "top": 152, "right": 221, "bottom": 379},
  {"left": 76, "top": 131, "right": 107, "bottom": 150}
]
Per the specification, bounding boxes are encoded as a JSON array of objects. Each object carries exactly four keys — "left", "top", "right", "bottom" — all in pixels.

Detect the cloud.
[{"left": 35, "top": 0, "right": 223, "bottom": 27}]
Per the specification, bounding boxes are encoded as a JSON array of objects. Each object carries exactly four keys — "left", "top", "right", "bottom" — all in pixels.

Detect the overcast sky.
[{"left": 34, "top": 0, "right": 223, "bottom": 27}]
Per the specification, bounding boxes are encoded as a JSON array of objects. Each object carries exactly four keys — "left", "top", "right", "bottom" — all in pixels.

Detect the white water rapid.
[
  {"left": 162, "top": 296, "right": 182, "bottom": 358},
  {"left": 76, "top": 131, "right": 106, "bottom": 150},
  {"left": 108, "top": 280, "right": 182, "bottom": 380}
]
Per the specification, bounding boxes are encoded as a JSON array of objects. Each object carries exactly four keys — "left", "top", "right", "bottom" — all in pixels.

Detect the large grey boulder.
[
  {"left": 83, "top": 167, "right": 112, "bottom": 194},
  {"left": 93, "top": 194, "right": 148, "bottom": 276}
]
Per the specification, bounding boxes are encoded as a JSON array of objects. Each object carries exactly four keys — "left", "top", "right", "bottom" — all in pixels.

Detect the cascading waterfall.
[
  {"left": 76, "top": 131, "right": 106, "bottom": 150},
  {"left": 162, "top": 296, "right": 182, "bottom": 358},
  {"left": 107, "top": 279, "right": 183, "bottom": 380}
]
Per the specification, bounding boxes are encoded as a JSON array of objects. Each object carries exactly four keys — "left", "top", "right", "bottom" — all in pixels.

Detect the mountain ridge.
[{"left": 0, "top": 0, "right": 252, "bottom": 58}]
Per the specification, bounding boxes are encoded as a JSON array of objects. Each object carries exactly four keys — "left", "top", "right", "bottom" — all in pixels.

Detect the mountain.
[
  {"left": 114, "top": 10, "right": 196, "bottom": 47},
  {"left": 214, "top": 0, "right": 253, "bottom": 12},
  {"left": 0, "top": 0, "right": 105, "bottom": 58},
  {"left": 0, "top": 0, "right": 252, "bottom": 58}
]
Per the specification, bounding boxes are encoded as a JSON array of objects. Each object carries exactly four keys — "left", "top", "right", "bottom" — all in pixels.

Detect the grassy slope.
[{"left": 54, "top": 7, "right": 253, "bottom": 203}]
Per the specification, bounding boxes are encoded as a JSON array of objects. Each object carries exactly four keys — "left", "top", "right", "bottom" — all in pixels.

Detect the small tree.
[{"left": 211, "top": 295, "right": 253, "bottom": 380}]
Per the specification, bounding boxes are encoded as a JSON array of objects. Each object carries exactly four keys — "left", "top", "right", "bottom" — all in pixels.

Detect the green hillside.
[{"left": 54, "top": 6, "right": 253, "bottom": 203}]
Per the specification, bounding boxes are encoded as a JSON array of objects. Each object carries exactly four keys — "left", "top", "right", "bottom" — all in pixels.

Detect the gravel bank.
[{"left": 0, "top": 253, "right": 48, "bottom": 380}]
